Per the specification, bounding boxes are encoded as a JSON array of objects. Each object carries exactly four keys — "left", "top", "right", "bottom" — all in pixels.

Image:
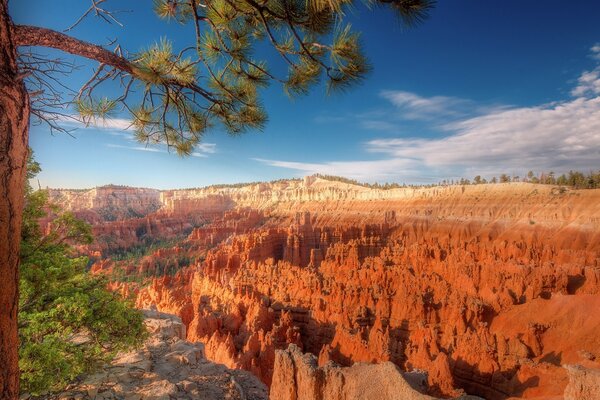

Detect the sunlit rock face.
[
  {"left": 58, "top": 178, "right": 600, "bottom": 399},
  {"left": 269, "top": 344, "right": 445, "bottom": 400},
  {"left": 48, "top": 185, "right": 161, "bottom": 220}
]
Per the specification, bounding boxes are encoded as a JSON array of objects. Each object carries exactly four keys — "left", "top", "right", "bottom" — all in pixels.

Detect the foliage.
[
  {"left": 104, "top": 237, "right": 184, "bottom": 261},
  {"left": 110, "top": 254, "right": 193, "bottom": 284},
  {"left": 19, "top": 153, "right": 147, "bottom": 395},
  {"left": 314, "top": 173, "right": 404, "bottom": 189},
  {"left": 175, "top": 177, "right": 302, "bottom": 191},
  {"left": 314, "top": 169, "right": 600, "bottom": 190},
  {"left": 485, "top": 170, "right": 600, "bottom": 189},
  {"left": 20, "top": 0, "right": 434, "bottom": 154}
]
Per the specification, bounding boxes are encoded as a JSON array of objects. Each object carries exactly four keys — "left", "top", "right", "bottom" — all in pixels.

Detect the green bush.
[{"left": 19, "top": 153, "right": 147, "bottom": 395}]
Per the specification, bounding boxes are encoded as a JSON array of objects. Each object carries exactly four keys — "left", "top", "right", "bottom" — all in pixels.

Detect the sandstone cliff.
[
  {"left": 60, "top": 177, "right": 600, "bottom": 399},
  {"left": 270, "top": 344, "right": 436, "bottom": 400},
  {"left": 48, "top": 185, "right": 161, "bottom": 221}
]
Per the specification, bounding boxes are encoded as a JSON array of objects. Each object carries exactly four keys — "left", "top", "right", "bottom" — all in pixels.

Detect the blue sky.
[{"left": 12, "top": 1, "right": 600, "bottom": 189}]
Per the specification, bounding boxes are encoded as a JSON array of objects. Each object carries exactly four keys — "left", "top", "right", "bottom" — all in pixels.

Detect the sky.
[{"left": 11, "top": 1, "right": 600, "bottom": 189}]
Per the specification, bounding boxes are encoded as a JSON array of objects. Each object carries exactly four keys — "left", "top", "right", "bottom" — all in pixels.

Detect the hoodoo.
[{"left": 49, "top": 178, "right": 600, "bottom": 399}]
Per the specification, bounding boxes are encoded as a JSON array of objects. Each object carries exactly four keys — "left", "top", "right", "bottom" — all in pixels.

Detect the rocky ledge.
[
  {"left": 564, "top": 364, "right": 600, "bottom": 400},
  {"left": 269, "top": 344, "right": 484, "bottom": 400},
  {"left": 43, "top": 310, "right": 267, "bottom": 400}
]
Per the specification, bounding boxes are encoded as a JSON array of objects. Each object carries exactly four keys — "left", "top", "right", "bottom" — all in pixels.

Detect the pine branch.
[{"left": 14, "top": 25, "right": 134, "bottom": 74}]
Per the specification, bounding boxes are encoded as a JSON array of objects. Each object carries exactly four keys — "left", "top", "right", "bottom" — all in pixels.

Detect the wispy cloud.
[
  {"left": 106, "top": 143, "right": 163, "bottom": 153},
  {"left": 313, "top": 91, "right": 476, "bottom": 133},
  {"left": 196, "top": 143, "right": 217, "bottom": 154},
  {"left": 54, "top": 115, "right": 133, "bottom": 137},
  {"left": 190, "top": 143, "right": 217, "bottom": 157},
  {"left": 571, "top": 70, "right": 600, "bottom": 97},
  {"left": 571, "top": 44, "right": 600, "bottom": 97},
  {"left": 366, "top": 96, "right": 600, "bottom": 173},
  {"left": 90, "top": 118, "right": 133, "bottom": 131},
  {"left": 57, "top": 115, "right": 217, "bottom": 157},
  {"left": 256, "top": 44, "right": 600, "bottom": 182},
  {"left": 253, "top": 157, "right": 427, "bottom": 182},
  {"left": 591, "top": 43, "right": 600, "bottom": 60},
  {"left": 380, "top": 90, "right": 471, "bottom": 120},
  {"left": 106, "top": 142, "right": 217, "bottom": 157}
]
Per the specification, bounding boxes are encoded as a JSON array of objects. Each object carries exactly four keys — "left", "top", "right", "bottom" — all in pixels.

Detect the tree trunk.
[{"left": 0, "top": 0, "right": 29, "bottom": 398}]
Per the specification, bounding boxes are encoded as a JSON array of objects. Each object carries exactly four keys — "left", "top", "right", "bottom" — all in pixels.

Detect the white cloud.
[
  {"left": 312, "top": 91, "right": 476, "bottom": 133},
  {"left": 190, "top": 143, "right": 217, "bottom": 157},
  {"left": 196, "top": 143, "right": 217, "bottom": 154},
  {"left": 106, "top": 143, "right": 163, "bottom": 153},
  {"left": 56, "top": 115, "right": 217, "bottom": 157},
  {"left": 53, "top": 115, "right": 133, "bottom": 137},
  {"left": 256, "top": 44, "right": 600, "bottom": 182},
  {"left": 591, "top": 43, "right": 600, "bottom": 60},
  {"left": 380, "top": 90, "right": 470, "bottom": 120},
  {"left": 106, "top": 142, "right": 217, "bottom": 157},
  {"left": 253, "top": 157, "right": 426, "bottom": 182},
  {"left": 571, "top": 44, "right": 600, "bottom": 96},
  {"left": 572, "top": 70, "right": 600, "bottom": 97},
  {"left": 93, "top": 117, "right": 133, "bottom": 131},
  {"left": 366, "top": 96, "right": 600, "bottom": 173}
]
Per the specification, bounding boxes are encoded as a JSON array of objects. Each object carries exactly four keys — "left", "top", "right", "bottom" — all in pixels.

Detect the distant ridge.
[{"left": 46, "top": 168, "right": 600, "bottom": 193}]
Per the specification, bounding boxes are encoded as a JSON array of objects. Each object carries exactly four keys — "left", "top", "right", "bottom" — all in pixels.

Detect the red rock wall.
[
  {"left": 82, "top": 183, "right": 600, "bottom": 398},
  {"left": 177, "top": 215, "right": 600, "bottom": 398}
]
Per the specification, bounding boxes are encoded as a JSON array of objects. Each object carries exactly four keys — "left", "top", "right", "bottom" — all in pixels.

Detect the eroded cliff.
[{"left": 62, "top": 178, "right": 600, "bottom": 399}]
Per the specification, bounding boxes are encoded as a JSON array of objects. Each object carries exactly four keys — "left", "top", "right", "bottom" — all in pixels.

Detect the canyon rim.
[{"left": 44, "top": 177, "right": 600, "bottom": 399}]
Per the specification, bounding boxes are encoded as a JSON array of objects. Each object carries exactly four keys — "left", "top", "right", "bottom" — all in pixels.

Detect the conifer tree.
[
  {"left": 19, "top": 154, "right": 147, "bottom": 395},
  {"left": 0, "top": 0, "right": 433, "bottom": 397}
]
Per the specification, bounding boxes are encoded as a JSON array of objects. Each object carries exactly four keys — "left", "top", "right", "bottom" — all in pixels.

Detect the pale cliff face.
[
  {"left": 48, "top": 178, "right": 600, "bottom": 229},
  {"left": 48, "top": 186, "right": 161, "bottom": 220}
]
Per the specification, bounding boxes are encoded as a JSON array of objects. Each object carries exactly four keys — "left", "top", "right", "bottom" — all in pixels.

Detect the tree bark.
[
  {"left": 13, "top": 24, "right": 217, "bottom": 102},
  {"left": 14, "top": 24, "right": 135, "bottom": 75},
  {"left": 0, "top": 0, "right": 29, "bottom": 398}
]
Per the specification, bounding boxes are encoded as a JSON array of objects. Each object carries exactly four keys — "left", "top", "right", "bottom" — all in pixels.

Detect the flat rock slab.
[{"left": 35, "top": 310, "right": 267, "bottom": 400}]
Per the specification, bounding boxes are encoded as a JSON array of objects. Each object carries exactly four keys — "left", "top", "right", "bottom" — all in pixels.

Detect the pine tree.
[
  {"left": 568, "top": 170, "right": 586, "bottom": 188},
  {"left": 19, "top": 153, "right": 147, "bottom": 395},
  {"left": 556, "top": 174, "right": 568, "bottom": 186},
  {"left": 0, "top": 1, "right": 434, "bottom": 396}
]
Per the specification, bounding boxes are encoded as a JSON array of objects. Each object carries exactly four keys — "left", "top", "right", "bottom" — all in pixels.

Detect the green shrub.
[{"left": 19, "top": 153, "right": 147, "bottom": 395}]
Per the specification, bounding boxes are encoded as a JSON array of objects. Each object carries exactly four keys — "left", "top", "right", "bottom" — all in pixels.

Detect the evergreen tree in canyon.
[
  {"left": 0, "top": 0, "right": 433, "bottom": 396},
  {"left": 19, "top": 154, "right": 147, "bottom": 395}
]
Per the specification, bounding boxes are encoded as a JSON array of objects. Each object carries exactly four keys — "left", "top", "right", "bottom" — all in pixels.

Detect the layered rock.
[
  {"left": 178, "top": 205, "right": 599, "bottom": 397},
  {"left": 66, "top": 178, "right": 600, "bottom": 398},
  {"left": 270, "top": 344, "right": 438, "bottom": 400},
  {"left": 48, "top": 185, "right": 161, "bottom": 221}
]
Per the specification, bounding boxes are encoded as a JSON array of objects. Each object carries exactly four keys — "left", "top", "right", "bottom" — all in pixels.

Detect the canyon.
[{"left": 48, "top": 176, "right": 600, "bottom": 399}]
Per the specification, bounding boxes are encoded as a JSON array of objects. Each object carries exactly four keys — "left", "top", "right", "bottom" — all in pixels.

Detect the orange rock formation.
[
  {"left": 59, "top": 178, "right": 600, "bottom": 399},
  {"left": 270, "top": 344, "right": 443, "bottom": 400}
]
